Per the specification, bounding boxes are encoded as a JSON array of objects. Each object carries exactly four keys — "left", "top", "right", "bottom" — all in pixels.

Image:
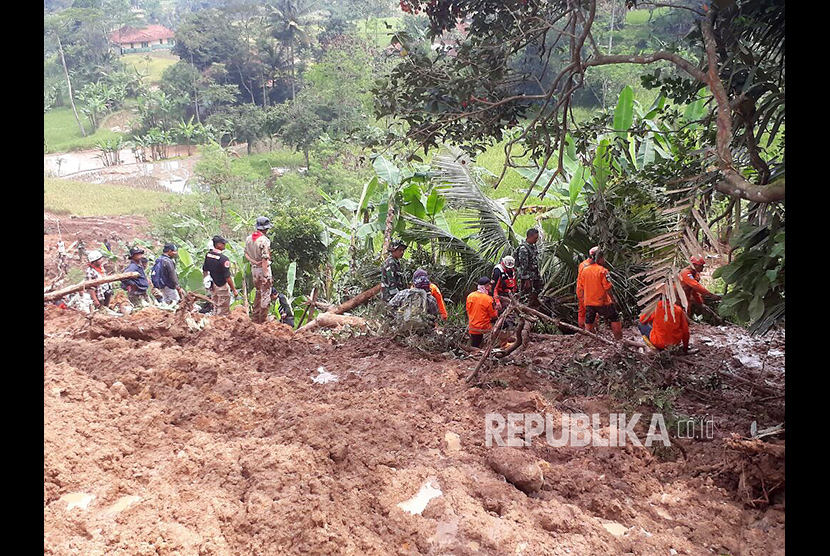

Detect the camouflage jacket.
[
  {"left": 380, "top": 256, "right": 406, "bottom": 301},
  {"left": 516, "top": 241, "right": 540, "bottom": 280}
]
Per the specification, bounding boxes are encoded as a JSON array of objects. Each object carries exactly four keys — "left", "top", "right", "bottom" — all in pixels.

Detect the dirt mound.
[{"left": 44, "top": 308, "right": 784, "bottom": 555}]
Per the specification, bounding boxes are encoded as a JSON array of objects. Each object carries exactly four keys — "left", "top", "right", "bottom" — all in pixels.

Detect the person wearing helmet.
[
  {"left": 576, "top": 246, "right": 599, "bottom": 328},
  {"left": 576, "top": 250, "right": 623, "bottom": 340},
  {"left": 245, "top": 216, "right": 274, "bottom": 323},
  {"left": 679, "top": 255, "right": 721, "bottom": 314},
  {"left": 121, "top": 246, "right": 151, "bottom": 306},
  {"left": 491, "top": 255, "right": 518, "bottom": 311},
  {"left": 381, "top": 239, "right": 408, "bottom": 302},
  {"left": 85, "top": 250, "right": 113, "bottom": 309},
  {"left": 466, "top": 277, "right": 499, "bottom": 348}
]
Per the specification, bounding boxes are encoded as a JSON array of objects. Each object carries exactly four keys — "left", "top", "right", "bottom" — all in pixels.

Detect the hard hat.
[
  {"left": 255, "top": 216, "right": 272, "bottom": 230},
  {"left": 502, "top": 255, "right": 515, "bottom": 268},
  {"left": 88, "top": 250, "right": 104, "bottom": 263},
  {"left": 690, "top": 255, "right": 705, "bottom": 266}
]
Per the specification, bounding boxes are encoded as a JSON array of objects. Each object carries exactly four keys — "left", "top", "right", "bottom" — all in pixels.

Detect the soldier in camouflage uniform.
[
  {"left": 516, "top": 228, "right": 543, "bottom": 306},
  {"left": 388, "top": 270, "right": 439, "bottom": 335},
  {"left": 381, "top": 239, "right": 408, "bottom": 302}
]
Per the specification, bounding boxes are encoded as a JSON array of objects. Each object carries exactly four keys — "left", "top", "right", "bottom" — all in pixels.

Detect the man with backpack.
[
  {"left": 388, "top": 270, "right": 439, "bottom": 335},
  {"left": 202, "top": 235, "right": 238, "bottom": 315},
  {"left": 151, "top": 243, "right": 185, "bottom": 305},
  {"left": 122, "top": 246, "right": 150, "bottom": 306}
]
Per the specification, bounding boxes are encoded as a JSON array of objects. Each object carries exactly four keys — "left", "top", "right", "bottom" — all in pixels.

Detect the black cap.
[
  {"left": 212, "top": 235, "right": 227, "bottom": 246},
  {"left": 127, "top": 246, "right": 145, "bottom": 258},
  {"left": 477, "top": 276, "right": 492, "bottom": 285},
  {"left": 163, "top": 243, "right": 177, "bottom": 253}
]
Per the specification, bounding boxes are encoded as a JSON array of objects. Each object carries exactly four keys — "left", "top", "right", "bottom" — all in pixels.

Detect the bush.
[{"left": 267, "top": 204, "right": 329, "bottom": 287}]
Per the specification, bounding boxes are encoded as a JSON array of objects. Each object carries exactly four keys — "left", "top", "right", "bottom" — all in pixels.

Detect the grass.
[
  {"left": 44, "top": 107, "right": 126, "bottom": 154},
  {"left": 44, "top": 177, "right": 179, "bottom": 217},
  {"left": 354, "top": 16, "right": 403, "bottom": 48},
  {"left": 122, "top": 50, "right": 179, "bottom": 85},
  {"left": 230, "top": 149, "right": 307, "bottom": 179}
]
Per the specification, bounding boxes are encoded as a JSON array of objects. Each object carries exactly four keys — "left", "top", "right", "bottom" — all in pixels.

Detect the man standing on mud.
[
  {"left": 679, "top": 255, "right": 721, "bottom": 317},
  {"left": 577, "top": 250, "right": 623, "bottom": 341},
  {"left": 122, "top": 247, "right": 150, "bottom": 306},
  {"left": 245, "top": 217, "right": 273, "bottom": 323},
  {"left": 158, "top": 243, "right": 185, "bottom": 305},
  {"left": 203, "top": 235, "right": 238, "bottom": 316},
  {"left": 576, "top": 246, "right": 599, "bottom": 329},
  {"left": 381, "top": 239, "right": 408, "bottom": 302},
  {"left": 85, "top": 249, "right": 113, "bottom": 310},
  {"left": 516, "top": 228, "right": 542, "bottom": 306}
]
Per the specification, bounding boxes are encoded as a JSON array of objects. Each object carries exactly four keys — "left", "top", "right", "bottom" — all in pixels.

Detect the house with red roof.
[{"left": 109, "top": 25, "right": 176, "bottom": 54}]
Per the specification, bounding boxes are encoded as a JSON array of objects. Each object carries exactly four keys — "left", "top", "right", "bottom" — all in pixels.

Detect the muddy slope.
[{"left": 44, "top": 306, "right": 784, "bottom": 555}]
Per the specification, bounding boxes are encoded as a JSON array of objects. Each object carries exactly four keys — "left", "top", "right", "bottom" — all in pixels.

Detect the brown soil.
[
  {"left": 44, "top": 212, "right": 153, "bottom": 282},
  {"left": 44, "top": 304, "right": 784, "bottom": 555}
]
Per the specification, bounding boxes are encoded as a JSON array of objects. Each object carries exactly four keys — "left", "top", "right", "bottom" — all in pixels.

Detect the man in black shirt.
[{"left": 202, "top": 235, "right": 238, "bottom": 315}]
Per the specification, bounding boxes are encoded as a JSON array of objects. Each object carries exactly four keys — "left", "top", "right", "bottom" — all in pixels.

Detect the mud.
[{"left": 44, "top": 306, "right": 784, "bottom": 555}]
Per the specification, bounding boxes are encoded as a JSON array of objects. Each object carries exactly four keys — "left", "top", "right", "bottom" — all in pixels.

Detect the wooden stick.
[
  {"left": 516, "top": 304, "right": 644, "bottom": 350},
  {"left": 43, "top": 272, "right": 139, "bottom": 303},
  {"left": 465, "top": 305, "right": 514, "bottom": 383},
  {"left": 296, "top": 286, "right": 317, "bottom": 329},
  {"left": 242, "top": 276, "right": 250, "bottom": 315}
]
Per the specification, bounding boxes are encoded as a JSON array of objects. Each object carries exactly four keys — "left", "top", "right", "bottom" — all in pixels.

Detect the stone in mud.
[
  {"left": 329, "top": 444, "right": 349, "bottom": 463},
  {"left": 110, "top": 381, "right": 129, "bottom": 399},
  {"left": 486, "top": 447, "right": 545, "bottom": 494}
]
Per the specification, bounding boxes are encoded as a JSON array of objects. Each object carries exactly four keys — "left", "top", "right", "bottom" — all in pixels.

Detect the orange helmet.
[{"left": 690, "top": 255, "right": 705, "bottom": 266}]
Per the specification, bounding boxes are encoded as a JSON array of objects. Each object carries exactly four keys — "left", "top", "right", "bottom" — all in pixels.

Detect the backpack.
[
  {"left": 390, "top": 289, "right": 436, "bottom": 334},
  {"left": 150, "top": 257, "right": 166, "bottom": 288}
]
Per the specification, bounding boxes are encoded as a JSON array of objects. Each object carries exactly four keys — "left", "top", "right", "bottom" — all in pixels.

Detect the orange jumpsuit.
[
  {"left": 466, "top": 291, "right": 498, "bottom": 334},
  {"left": 576, "top": 258, "right": 592, "bottom": 324},
  {"left": 679, "top": 266, "right": 714, "bottom": 306},
  {"left": 430, "top": 283, "right": 448, "bottom": 320},
  {"left": 577, "top": 263, "right": 613, "bottom": 308},
  {"left": 639, "top": 301, "right": 689, "bottom": 350}
]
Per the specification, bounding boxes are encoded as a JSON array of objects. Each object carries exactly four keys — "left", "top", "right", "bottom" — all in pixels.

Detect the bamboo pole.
[{"left": 44, "top": 272, "right": 138, "bottom": 303}]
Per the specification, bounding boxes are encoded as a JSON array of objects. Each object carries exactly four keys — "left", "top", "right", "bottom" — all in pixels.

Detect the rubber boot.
[
  {"left": 578, "top": 316, "right": 585, "bottom": 329},
  {"left": 585, "top": 322, "right": 595, "bottom": 334},
  {"left": 611, "top": 321, "right": 623, "bottom": 341}
]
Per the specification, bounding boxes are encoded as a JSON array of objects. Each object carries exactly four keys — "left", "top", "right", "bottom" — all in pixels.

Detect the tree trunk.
[
  {"left": 328, "top": 284, "right": 381, "bottom": 315},
  {"left": 44, "top": 272, "right": 139, "bottom": 302},
  {"left": 56, "top": 32, "right": 86, "bottom": 138},
  {"left": 382, "top": 195, "right": 396, "bottom": 254}
]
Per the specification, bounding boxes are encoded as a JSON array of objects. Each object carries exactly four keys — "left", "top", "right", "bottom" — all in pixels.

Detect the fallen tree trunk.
[
  {"left": 296, "top": 312, "right": 368, "bottom": 334},
  {"left": 44, "top": 272, "right": 139, "bottom": 303},
  {"left": 329, "top": 284, "right": 381, "bottom": 315}
]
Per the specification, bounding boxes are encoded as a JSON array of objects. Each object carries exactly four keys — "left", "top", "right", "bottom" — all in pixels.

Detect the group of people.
[
  {"left": 381, "top": 228, "right": 720, "bottom": 353},
  {"left": 74, "top": 216, "right": 294, "bottom": 325}
]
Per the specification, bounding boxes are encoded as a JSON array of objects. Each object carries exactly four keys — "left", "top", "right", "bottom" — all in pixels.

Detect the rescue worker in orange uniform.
[
  {"left": 679, "top": 255, "right": 721, "bottom": 315},
  {"left": 466, "top": 276, "right": 499, "bottom": 348},
  {"left": 576, "top": 246, "right": 599, "bottom": 329},
  {"left": 576, "top": 250, "right": 623, "bottom": 340},
  {"left": 413, "top": 269, "right": 448, "bottom": 320},
  {"left": 638, "top": 286, "right": 690, "bottom": 353},
  {"left": 491, "top": 255, "right": 518, "bottom": 311}
]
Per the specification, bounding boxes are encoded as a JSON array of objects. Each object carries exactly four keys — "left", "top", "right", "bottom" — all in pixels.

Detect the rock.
[
  {"left": 445, "top": 432, "right": 461, "bottom": 452},
  {"left": 329, "top": 444, "right": 349, "bottom": 463},
  {"left": 486, "top": 447, "right": 545, "bottom": 494},
  {"left": 110, "top": 381, "right": 129, "bottom": 399}
]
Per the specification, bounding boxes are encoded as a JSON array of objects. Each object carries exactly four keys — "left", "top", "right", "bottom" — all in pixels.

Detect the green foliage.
[
  {"left": 713, "top": 217, "right": 785, "bottom": 334},
  {"left": 266, "top": 204, "right": 328, "bottom": 287}
]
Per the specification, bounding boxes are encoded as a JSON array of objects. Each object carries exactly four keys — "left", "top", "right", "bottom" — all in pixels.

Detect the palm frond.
[{"left": 431, "top": 149, "right": 518, "bottom": 263}]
